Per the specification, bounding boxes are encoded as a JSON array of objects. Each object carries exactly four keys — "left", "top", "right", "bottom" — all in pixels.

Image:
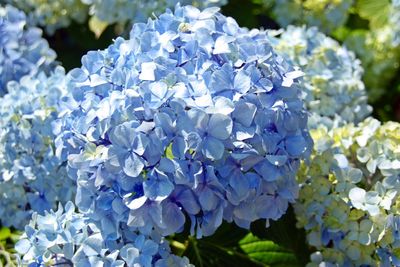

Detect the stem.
[{"left": 189, "top": 237, "right": 203, "bottom": 267}]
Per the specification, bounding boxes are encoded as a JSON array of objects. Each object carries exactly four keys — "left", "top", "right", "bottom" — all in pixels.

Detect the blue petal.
[
  {"left": 208, "top": 114, "right": 232, "bottom": 140},
  {"left": 202, "top": 136, "right": 225, "bottom": 160},
  {"left": 82, "top": 233, "right": 103, "bottom": 256},
  {"left": 198, "top": 187, "right": 218, "bottom": 211},
  {"left": 232, "top": 101, "right": 257, "bottom": 127},
  {"left": 161, "top": 202, "right": 185, "bottom": 235},
  {"left": 143, "top": 170, "right": 174, "bottom": 198},
  {"left": 233, "top": 69, "right": 251, "bottom": 94},
  {"left": 123, "top": 153, "right": 144, "bottom": 177},
  {"left": 285, "top": 134, "right": 308, "bottom": 157},
  {"left": 176, "top": 189, "right": 201, "bottom": 215},
  {"left": 254, "top": 160, "right": 281, "bottom": 181}
]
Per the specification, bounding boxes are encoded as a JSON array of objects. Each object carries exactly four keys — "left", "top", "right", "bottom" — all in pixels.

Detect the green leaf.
[
  {"left": 355, "top": 0, "right": 390, "bottom": 29},
  {"left": 172, "top": 222, "right": 264, "bottom": 267},
  {"left": 331, "top": 26, "right": 351, "bottom": 42},
  {"left": 221, "top": 0, "right": 264, "bottom": 28},
  {"left": 250, "top": 205, "right": 312, "bottom": 265},
  {"left": 88, "top": 16, "right": 109, "bottom": 38},
  {"left": 0, "top": 228, "right": 11, "bottom": 241},
  {"left": 239, "top": 233, "right": 300, "bottom": 267},
  {"left": 171, "top": 216, "right": 308, "bottom": 267}
]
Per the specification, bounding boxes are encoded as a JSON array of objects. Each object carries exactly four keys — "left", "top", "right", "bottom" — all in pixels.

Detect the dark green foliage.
[{"left": 171, "top": 221, "right": 302, "bottom": 267}]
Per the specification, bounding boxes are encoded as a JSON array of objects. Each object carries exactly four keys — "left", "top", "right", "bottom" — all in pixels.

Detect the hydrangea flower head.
[
  {"left": 263, "top": 0, "right": 352, "bottom": 34},
  {"left": 327, "top": 0, "right": 400, "bottom": 103},
  {"left": 2, "top": 0, "right": 88, "bottom": 34},
  {"left": 0, "top": 67, "right": 74, "bottom": 229},
  {"left": 295, "top": 118, "right": 400, "bottom": 266},
  {"left": 269, "top": 26, "right": 372, "bottom": 129},
  {"left": 55, "top": 5, "right": 312, "bottom": 239},
  {"left": 3, "top": 0, "right": 227, "bottom": 33},
  {"left": 0, "top": 4, "right": 56, "bottom": 95},
  {"left": 82, "top": 0, "right": 227, "bottom": 26},
  {"left": 16, "top": 202, "right": 193, "bottom": 266}
]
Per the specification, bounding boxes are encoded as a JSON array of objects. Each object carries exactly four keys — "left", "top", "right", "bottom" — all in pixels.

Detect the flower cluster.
[
  {"left": 2, "top": 0, "right": 227, "bottom": 34},
  {"left": 343, "top": 26, "right": 400, "bottom": 102},
  {"left": 16, "top": 202, "right": 192, "bottom": 266},
  {"left": 295, "top": 118, "right": 400, "bottom": 266},
  {"left": 2, "top": 0, "right": 88, "bottom": 34},
  {"left": 83, "top": 0, "right": 227, "bottom": 27},
  {"left": 55, "top": 5, "right": 312, "bottom": 240},
  {"left": 0, "top": 67, "right": 75, "bottom": 230},
  {"left": 0, "top": 4, "right": 56, "bottom": 95},
  {"left": 269, "top": 26, "right": 371, "bottom": 129},
  {"left": 263, "top": 0, "right": 352, "bottom": 34},
  {"left": 357, "top": 0, "right": 400, "bottom": 101},
  {"left": 260, "top": 1, "right": 400, "bottom": 104}
]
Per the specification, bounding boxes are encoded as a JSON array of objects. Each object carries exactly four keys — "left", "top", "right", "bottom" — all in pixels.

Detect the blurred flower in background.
[
  {"left": 296, "top": 119, "right": 400, "bottom": 266},
  {"left": 0, "top": 4, "right": 56, "bottom": 95},
  {"left": 0, "top": 67, "right": 75, "bottom": 229},
  {"left": 269, "top": 26, "right": 371, "bottom": 129},
  {"left": 263, "top": 0, "right": 353, "bottom": 34}
]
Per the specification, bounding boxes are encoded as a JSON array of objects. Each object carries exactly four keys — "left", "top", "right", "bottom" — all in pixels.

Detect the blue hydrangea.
[
  {"left": 82, "top": 0, "right": 227, "bottom": 26},
  {"left": 0, "top": 4, "right": 56, "bottom": 95},
  {"left": 295, "top": 119, "right": 400, "bottom": 266},
  {"left": 269, "top": 26, "right": 372, "bottom": 129},
  {"left": 2, "top": 0, "right": 227, "bottom": 34},
  {"left": 0, "top": 67, "right": 75, "bottom": 229},
  {"left": 1, "top": 0, "right": 88, "bottom": 34},
  {"left": 55, "top": 5, "right": 312, "bottom": 239},
  {"left": 15, "top": 202, "right": 193, "bottom": 267},
  {"left": 263, "top": 0, "right": 352, "bottom": 34}
]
